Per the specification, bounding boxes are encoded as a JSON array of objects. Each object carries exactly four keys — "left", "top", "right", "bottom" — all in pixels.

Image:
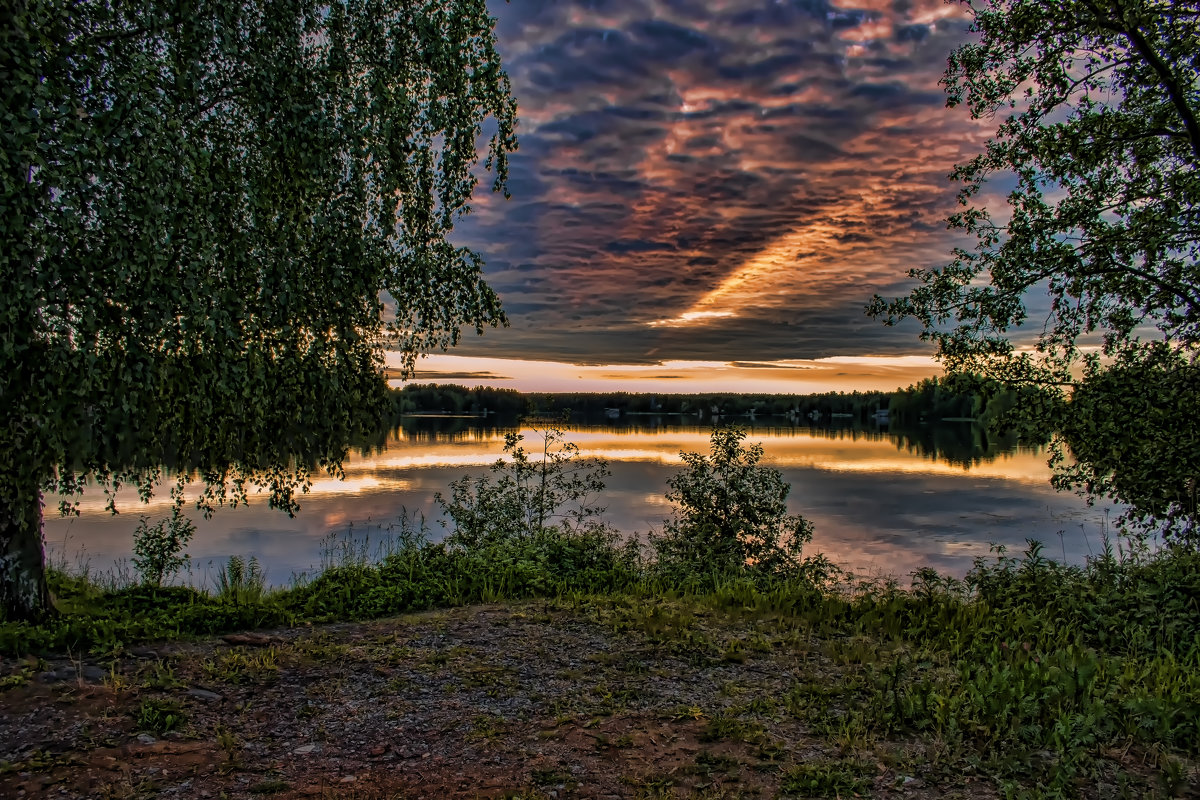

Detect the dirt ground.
[{"left": 0, "top": 599, "right": 1172, "bottom": 799}]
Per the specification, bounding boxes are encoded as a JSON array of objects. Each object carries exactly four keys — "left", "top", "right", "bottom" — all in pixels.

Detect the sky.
[{"left": 396, "top": 0, "right": 1001, "bottom": 393}]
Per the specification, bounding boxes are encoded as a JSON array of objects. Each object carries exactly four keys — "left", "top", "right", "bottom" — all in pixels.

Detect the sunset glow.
[{"left": 392, "top": 352, "right": 942, "bottom": 393}]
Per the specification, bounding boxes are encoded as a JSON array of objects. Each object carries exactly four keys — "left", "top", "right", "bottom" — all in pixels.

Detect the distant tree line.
[
  {"left": 885, "top": 376, "right": 1021, "bottom": 427},
  {"left": 389, "top": 378, "right": 1025, "bottom": 430},
  {"left": 525, "top": 390, "right": 893, "bottom": 422},
  {"left": 390, "top": 385, "right": 893, "bottom": 421},
  {"left": 389, "top": 384, "right": 527, "bottom": 418}
]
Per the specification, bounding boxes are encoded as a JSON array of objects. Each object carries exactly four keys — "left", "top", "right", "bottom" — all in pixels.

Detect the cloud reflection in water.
[{"left": 46, "top": 425, "right": 1115, "bottom": 585}]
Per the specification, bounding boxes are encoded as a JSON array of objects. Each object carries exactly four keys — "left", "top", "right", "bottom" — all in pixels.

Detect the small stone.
[
  {"left": 340, "top": 776, "right": 357, "bottom": 783},
  {"left": 136, "top": 734, "right": 157, "bottom": 745},
  {"left": 186, "top": 688, "right": 223, "bottom": 702},
  {"left": 293, "top": 744, "right": 318, "bottom": 755},
  {"left": 81, "top": 665, "right": 107, "bottom": 682}
]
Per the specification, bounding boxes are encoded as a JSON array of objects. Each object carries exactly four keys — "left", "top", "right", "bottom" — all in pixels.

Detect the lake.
[{"left": 43, "top": 417, "right": 1119, "bottom": 587}]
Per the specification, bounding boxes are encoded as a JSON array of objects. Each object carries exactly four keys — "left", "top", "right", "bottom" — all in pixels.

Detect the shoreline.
[{"left": 2, "top": 541, "right": 1197, "bottom": 798}]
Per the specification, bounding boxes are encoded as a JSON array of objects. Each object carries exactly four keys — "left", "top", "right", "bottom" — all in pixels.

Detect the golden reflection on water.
[
  {"left": 62, "top": 424, "right": 1053, "bottom": 511},
  {"left": 349, "top": 425, "right": 1052, "bottom": 483},
  {"left": 46, "top": 423, "right": 1104, "bottom": 582}
]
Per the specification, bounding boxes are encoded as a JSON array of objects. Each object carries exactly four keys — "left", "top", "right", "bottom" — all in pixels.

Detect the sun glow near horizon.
[{"left": 386, "top": 352, "right": 942, "bottom": 394}]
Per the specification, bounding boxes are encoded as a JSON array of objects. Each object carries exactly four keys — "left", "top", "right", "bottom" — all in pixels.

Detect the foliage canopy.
[
  {"left": 1, "top": 0, "right": 517, "bottom": 619},
  {"left": 868, "top": 0, "right": 1200, "bottom": 539},
  {"left": 653, "top": 427, "right": 818, "bottom": 582},
  {"left": 437, "top": 425, "right": 613, "bottom": 548}
]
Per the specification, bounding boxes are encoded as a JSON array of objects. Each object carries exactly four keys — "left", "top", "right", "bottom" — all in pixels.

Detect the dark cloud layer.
[{"left": 447, "top": 0, "right": 986, "bottom": 366}]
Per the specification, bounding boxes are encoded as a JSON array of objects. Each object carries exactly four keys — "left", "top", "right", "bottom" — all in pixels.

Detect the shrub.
[
  {"left": 131, "top": 508, "right": 195, "bottom": 586},
  {"left": 437, "top": 423, "right": 612, "bottom": 547},
  {"left": 652, "top": 427, "right": 815, "bottom": 581}
]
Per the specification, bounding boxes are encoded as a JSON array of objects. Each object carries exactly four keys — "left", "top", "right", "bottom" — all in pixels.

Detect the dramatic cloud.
[{"left": 440, "top": 0, "right": 995, "bottom": 377}]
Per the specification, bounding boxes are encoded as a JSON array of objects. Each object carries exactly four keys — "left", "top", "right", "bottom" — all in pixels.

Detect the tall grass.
[{"left": 4, "top": 521, "right": 1197, "bottom": 795}]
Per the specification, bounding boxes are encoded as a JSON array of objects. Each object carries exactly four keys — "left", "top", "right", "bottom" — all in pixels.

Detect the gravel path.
[{"left": 1, "top": 599, "right": 1016, "bottom": 799}]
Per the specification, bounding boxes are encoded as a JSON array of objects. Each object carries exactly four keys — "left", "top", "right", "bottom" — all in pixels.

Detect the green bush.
[
  {"left": 651, "top": 427, "right": 817, "bottom": 583},
  {"left": 131, "top": 508, "right": 195, "bottom": 586},
  {"left": 437, "top": 424, "right": 612, "bottom": 548}
]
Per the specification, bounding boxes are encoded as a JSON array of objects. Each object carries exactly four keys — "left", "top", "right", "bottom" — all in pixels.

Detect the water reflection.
[{"left": 44, "top": 419, "right": 1112, "bottom": 586}]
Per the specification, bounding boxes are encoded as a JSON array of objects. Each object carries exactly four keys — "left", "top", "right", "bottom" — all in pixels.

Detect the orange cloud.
[{"left": 448, "top": 0, "right": 991, "bottom": 365}]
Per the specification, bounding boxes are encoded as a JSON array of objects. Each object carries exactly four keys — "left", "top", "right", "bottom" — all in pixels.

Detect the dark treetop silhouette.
[
  {"left": 870, "top": 0, "right": 1200, "bottom": 540},
  {"left": 1, "top": 0, "right": 518, "bottom": 620}
]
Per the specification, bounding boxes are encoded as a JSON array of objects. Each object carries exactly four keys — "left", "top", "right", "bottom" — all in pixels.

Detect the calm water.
[{"left": 44, "top": 418, "right": 1118, "bottom": 586}]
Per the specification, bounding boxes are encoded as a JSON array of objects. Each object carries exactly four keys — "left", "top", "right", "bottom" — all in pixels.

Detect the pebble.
[
  {"left": 38, "top": 665, "right": 106, "bottom": 683},
  {"left": 186, "top": 688, "right": 223, "bottom": 702},
  {"left": 293, "top": 744, "right": 318, "bottom": 754},
  {"left": 80, "top": 666, "right": 107, "bottom": 682},
  {"left": 136, "top": 734, "right": 157, "bottom": 745}
]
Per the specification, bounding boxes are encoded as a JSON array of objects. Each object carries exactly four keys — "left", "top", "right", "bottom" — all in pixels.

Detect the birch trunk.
[{"left": 0, "top": 488, "right": 50, "bottom": 623}]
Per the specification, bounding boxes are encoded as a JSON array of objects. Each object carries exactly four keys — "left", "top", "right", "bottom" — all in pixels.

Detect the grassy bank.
[{"left": 2, "top": 528, "right": 1198, "bottom": 798}]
